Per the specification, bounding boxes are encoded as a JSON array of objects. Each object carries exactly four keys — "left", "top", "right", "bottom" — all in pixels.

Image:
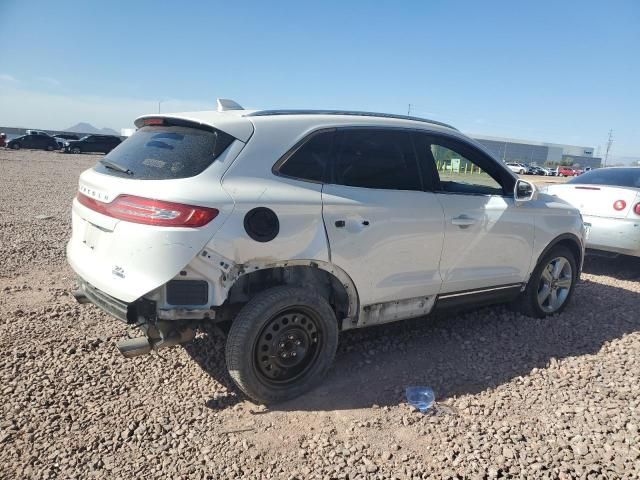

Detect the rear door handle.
[
  {"left": 335, "top": 220, "right": 346, "bottom": 228},
  {"left": 451, "top": 215, "right": 477, "bottom": 227}
]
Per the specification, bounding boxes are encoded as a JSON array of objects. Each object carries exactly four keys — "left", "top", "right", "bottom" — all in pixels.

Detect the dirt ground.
[{"left": 1, "top": 149, "right": 639, "bottom": 479}]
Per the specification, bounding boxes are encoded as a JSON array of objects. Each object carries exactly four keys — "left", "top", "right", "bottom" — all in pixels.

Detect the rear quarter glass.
[{"left": 94, "top": 125, "right": 234, "bottom": 180}]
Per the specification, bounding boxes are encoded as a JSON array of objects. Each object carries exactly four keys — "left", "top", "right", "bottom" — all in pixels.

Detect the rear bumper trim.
[{"left": 77, "top": 279, "right": 132, "bottom": 323}]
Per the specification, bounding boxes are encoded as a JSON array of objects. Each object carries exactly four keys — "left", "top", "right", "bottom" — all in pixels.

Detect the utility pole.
[
  {"left": 604, "top": 129, "right": 613, "bottom": 167},
  {"left": 158, "top": 100, "right": 163, "bottom": 114},
  {"left": 407, "top": 104, "right": 412, "bottom": 116}
]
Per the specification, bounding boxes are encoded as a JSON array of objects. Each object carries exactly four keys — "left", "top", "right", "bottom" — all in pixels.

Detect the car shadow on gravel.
[
  {"left": 583, "top": 253, "right": 640, "bottom": 281},
  {"left": 188, "top": 268, "right": 639, "bottom": 412}
]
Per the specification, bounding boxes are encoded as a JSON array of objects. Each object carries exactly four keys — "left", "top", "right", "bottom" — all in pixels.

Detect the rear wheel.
[
  {"left": 515, "top": 245, "right": 577, "bottom": 318},
  {"left": 71, "top": 147, "right": 81, "bottom": 154},
  {"left": 11, "top": 143, "right": 20, "bottom": 150},
  {"left": 225, "top": 286, "right": 338, "bottom": 404},
  {"left": 46, "top": 145, "right": 54, "bottom": 151}
]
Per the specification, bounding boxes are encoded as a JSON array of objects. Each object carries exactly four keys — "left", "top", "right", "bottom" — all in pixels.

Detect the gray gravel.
[{"left": 1, "top": 149, "right": 639, "bottom": 479}]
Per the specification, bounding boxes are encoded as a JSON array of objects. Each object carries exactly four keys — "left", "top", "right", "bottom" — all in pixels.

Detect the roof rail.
[{"left": 244, "top": 109, "right": 457, "bottom": 130}]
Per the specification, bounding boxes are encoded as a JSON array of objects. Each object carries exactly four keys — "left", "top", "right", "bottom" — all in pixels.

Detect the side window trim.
[
  {"left": 271, "top": 127, "right": 336, "bottom": 184},
  {"left": 420, "top": 133, "right": 515, "bottom": 197}
]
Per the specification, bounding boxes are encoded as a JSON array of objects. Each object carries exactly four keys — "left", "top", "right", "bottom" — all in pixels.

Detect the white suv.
[
  {"left": 68, "top": 100, "right": 585, "bottom": 403},
  {"left": 506, "top": 162, "right": 527, "bottom": 175}
]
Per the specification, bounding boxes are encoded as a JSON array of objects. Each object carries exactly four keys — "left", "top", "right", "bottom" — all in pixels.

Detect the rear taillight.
[
  {"left": 634, "top": 203, "right": 640, "bottom": 216},
  {"left": 613, "top": 200, "right": 626, "bottom": 211},
  {"left": 77, "top": 192, "right": 218, "bottom": 227}
]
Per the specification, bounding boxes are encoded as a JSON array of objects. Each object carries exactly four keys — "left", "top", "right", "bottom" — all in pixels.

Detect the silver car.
[{"left": 545, "top": 167, "right": 640, "bottom": 257}]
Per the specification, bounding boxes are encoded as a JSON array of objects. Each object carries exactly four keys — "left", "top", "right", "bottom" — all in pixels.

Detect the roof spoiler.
[{"left": 216, "top": 98, "right": 244, "bottom": 112}]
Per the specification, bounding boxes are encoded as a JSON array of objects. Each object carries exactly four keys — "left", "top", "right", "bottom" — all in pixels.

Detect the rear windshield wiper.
[{"left": 100, "top": 159, "right": 134, "bottom": 176}]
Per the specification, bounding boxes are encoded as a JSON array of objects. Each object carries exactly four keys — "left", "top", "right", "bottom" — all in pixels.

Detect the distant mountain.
[{"left": 64, "top": 122, "right": 119, "bottom": 136}]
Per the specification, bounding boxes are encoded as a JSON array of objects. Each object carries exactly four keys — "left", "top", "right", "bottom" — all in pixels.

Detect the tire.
[
  {"left": 225, "top": 286, "right": 339, "bottom": 404},
  {"left": 71, "top": 147, "right": 81, "bottom": 154},
  {"left": 520, "top": 169, "right": 525, "bottom": 175},
  {"left": 46, "top": 145, "right": 54, "bottom": 151},
  {"left": 515, "top": 245, "right": 578, "bottom": 318},
  {"left": 11, "top": 143, "right": 20, "bottom": 150}
]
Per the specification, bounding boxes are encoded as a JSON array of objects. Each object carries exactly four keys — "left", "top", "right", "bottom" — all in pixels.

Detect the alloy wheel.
[{"left": 537, "top": 256, "right": 573, "bottom": 313}]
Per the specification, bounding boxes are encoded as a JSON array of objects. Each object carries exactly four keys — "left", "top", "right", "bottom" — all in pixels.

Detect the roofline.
[{"left": 244, "top": 109, "right": 458, "bottom": 131}]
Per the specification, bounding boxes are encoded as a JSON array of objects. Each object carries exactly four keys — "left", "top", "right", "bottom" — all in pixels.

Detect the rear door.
[
  {"left": 321, "top": 128, "right": 445, "bottom": 308},
  {"left": 416, "top": 133, "right": 535, "bottom": 293}
]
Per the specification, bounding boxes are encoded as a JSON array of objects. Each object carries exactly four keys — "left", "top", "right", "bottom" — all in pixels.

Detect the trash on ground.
[
  {"left": 34, "top": 214, "right": 53, "bottom": 220},
  {"left": 405, "top": 386, "right": 435, "bottom": 413}
]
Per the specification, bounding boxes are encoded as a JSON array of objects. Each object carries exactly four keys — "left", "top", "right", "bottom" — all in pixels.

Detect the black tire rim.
[{"left": 254, "top": 307, "right": 323, "bottom": 386}]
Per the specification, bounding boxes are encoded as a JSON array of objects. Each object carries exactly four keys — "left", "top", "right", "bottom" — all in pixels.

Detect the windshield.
[
  {"left": 568, "top": 168, "right": 640, "bottom": 188},
  {"left": 94, "top": 125, "right": 235, "bottom": 180}
]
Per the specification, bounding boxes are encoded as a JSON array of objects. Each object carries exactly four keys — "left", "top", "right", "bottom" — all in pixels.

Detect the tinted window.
[
  {"left": 277, "top": 130, "right": 333, "bottom": 182},
  {"left": 333, "top": 129, "right": 421, "bottom": 191},
  {"left": 94, "top": 125, "right": 234, "bottom": 180},
  {"left": 568, "top": 168, "right": 640, "bottom": 188}
]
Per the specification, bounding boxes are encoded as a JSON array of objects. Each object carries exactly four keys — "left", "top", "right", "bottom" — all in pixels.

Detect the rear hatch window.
[
  {"left": 568, "top": 168, "right": 640, "bottom": 188},
  {"left": 94, "top": 123, "right": 235, "bottom": 180}
]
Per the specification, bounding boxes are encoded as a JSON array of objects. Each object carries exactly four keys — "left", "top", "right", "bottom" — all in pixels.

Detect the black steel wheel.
[
  {"left": 226, "top": 286, "right": 338, "bottom": 404},
  {"left": 254, "top": 307, "right": 322, "bottom": 385}
]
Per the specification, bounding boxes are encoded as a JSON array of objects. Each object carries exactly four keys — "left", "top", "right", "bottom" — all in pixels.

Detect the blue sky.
[{"left": 1, "top": 0, "right": 638, "bottom": 161}]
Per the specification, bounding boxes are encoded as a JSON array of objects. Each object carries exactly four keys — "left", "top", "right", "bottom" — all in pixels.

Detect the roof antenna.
[{"left": 217, "top": 98, "right": 244, "bottom": 112}]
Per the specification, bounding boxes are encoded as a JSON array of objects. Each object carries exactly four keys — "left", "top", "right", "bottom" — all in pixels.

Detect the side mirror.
[{"left": 515, "top": 179, "right": 536, "bottom": 203}]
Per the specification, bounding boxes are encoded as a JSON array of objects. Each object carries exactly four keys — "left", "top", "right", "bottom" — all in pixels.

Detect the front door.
[
  {"left": 415, "top": 133, "right": 535, "bottom": 293},
  {"left": 321, "top": 128, "right": 445, "bottom": 308}
]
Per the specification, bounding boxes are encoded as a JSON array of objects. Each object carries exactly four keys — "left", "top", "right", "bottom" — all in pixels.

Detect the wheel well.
[
  {"left": 539, "top": 235, "right": 583, "bottom": 271},
  {"left": 224, "top": 266, "right": 351, "bottom": 325}
]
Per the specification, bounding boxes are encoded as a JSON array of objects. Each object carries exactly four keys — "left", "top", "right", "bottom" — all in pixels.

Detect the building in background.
[{"left": 471, "top": 134, "right": 602, "bottom": 169}]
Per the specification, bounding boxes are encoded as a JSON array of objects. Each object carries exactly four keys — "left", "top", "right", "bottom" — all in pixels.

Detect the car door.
[
  {"left": 321, "top": 128, "right": 445, "bottom": 310},
  {"left": 415, "top": 133, "right": 534, "bottom": 294},
  {"left": 21, "top": 135, "right": 36, "bottom": 148}
]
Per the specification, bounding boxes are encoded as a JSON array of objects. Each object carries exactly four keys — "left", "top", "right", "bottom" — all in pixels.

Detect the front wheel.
[
  {"left": 515, "top": 245, "right": 577, "bottom": 318},
  {"left": 11, "top": 143, "right": 20, "bottom": 150},
  {"left": 225, "top": 286, "right": 339, "bottom": 404},
  {"left": 71, "top": 147, "right": 81, "bottom": 154}
]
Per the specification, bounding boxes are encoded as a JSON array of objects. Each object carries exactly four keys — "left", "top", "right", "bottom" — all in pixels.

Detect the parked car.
[
  {"left": 545, "top": 167, "right": 640, "bottom": 257},
  {"left": 7, "top": 134, "right": 59, "bottom": 151},
  {"left": 64, "top": 135, "right": 122, "bottom": 154},
  {"left": 528, "top": 166, "right": 547, "bottom": 176},
  {"left": 54, "top": 134, "right": 80, "bottom": 149},
  {"left": 506, "top": 162, "right": 527, "bottom": 174},
  {"left": 557, "top": 166, "right": 577, "bottom": 177},
  {"left": 68, "top": 102, "right": 585, "bottom": 403}
]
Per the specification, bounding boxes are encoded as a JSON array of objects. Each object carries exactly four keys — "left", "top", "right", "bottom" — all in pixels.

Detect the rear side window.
[
  {"left": 94, "top": 125, "right": 234, "bottom": 180},
  {"left": 333, "top": 129, "right": 421, "bottom": 191},
  {"left": 276, "top": 130, "right": 334, "bottom": 183},
  {"left": 568, "top": 168, "right": 640, "bottom": 188}
]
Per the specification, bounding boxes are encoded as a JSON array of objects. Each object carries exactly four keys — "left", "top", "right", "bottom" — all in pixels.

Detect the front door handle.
[
  {"left": 335, "top": 220, "right": 346, "bottom": 228},
  {"left": 451, "top": 215, "right": 477, "bottom": 227}
]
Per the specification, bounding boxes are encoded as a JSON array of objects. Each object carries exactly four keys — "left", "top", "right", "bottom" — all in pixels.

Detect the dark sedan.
[
  {"left": 65, "top": 135, "right": 122, "bottom": 154},
  {"left": 7, "top": 134, "right": 59, "bottom": 151}
]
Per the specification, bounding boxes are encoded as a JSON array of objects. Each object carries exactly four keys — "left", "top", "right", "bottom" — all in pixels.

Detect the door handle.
[
  {"left": 451, "top": 215, "right": 477, "bottom": 227},
  {"left": 335, "top": 220, "right": 346, "bottom": 228}
]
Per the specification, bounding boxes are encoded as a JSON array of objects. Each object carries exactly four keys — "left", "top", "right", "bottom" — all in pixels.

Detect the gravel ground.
[{"left": 1, "top": 149, "right": 639, "bottom": 479}]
